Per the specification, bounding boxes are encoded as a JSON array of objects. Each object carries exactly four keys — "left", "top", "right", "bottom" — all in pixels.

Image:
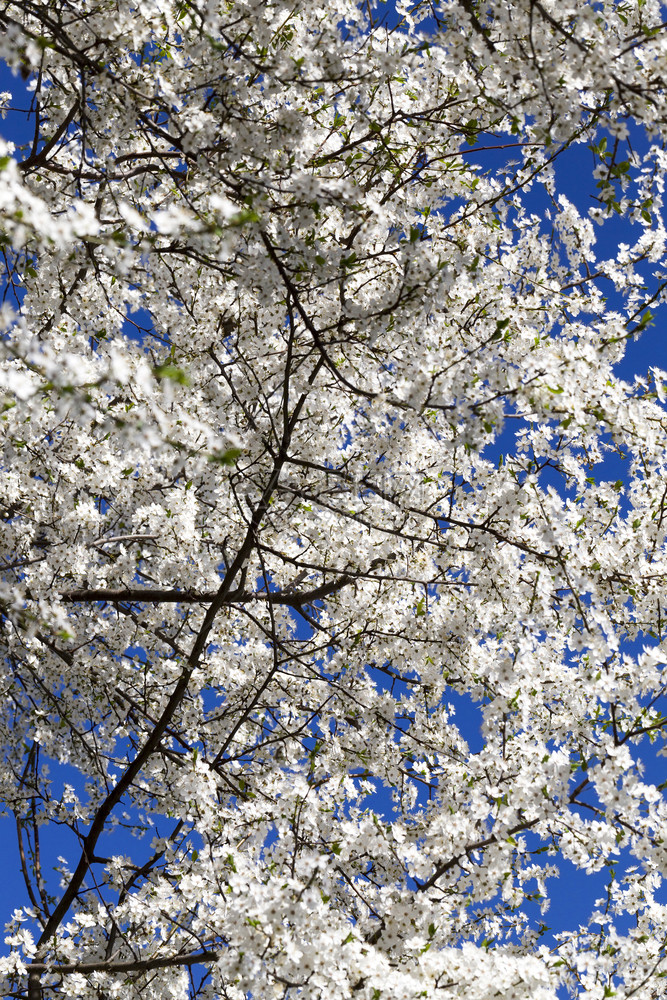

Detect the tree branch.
[
  {"left": 27, "top": 948, "right": 219, "bottom": 977},
  {"left": 59, "top": 577, "right": 353, "bottom": 607}
]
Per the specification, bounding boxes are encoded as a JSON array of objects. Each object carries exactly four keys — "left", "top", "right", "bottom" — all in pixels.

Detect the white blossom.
[{"left": 1, "top": 2, "right": 667, "bottom": 1000}]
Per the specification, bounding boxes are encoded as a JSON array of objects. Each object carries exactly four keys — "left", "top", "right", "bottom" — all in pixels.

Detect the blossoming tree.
[{"left": 2, "top": 1, "right": 667, "bottom": 997}]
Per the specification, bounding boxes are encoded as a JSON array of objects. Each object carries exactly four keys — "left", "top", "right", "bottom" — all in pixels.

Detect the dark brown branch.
[
  {"left": 459, "top": 0, "right": 496, "bottom": 53},
  {"left": 18, "top": 101, "right": 79, "bottom": 173},
  {"left": 259, "top": 230, "right": 376, "bottom": 400},
  {"left": 59, "top": 577, "right": 352, "bottom": 607},
  {"left": 416, "top": 816, "right": 540, "bottom": 892},
  {"left": 27, "top": 948, "right": 219, "bottom": 976},
  {"left": 29, "top": 359, "right": 327, "bottom": 997}
]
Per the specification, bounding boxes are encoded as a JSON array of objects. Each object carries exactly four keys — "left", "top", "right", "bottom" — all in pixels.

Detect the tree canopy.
[{"left": 2, "top": 1, "right": 667, "bottom": 998}]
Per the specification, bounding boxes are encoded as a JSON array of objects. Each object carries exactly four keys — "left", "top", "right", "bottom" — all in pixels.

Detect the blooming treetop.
[{"left": 2, "top": 0, "right": 667, "bottom": 998}]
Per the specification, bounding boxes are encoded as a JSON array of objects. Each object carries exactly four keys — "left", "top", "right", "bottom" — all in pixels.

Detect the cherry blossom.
[{"left": 2, "top": 2, "right": 667, "bottom": 999}]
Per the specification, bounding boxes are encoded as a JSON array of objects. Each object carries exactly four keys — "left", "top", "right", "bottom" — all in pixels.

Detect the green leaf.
[
  {"left": 208, "top": 447, "right": 243, "bottom": 467},
  {"left": 633, "top": 309, "right": 654, "bottom": 334},
  {"left": 228, "top": 208, "right": 260, "bottom": 227},
  {"left": 153, "top": 363, "right": 190, "bottom": 385},
  {"left": 491, "top": 317, "right": 510, "bottom": 341}
]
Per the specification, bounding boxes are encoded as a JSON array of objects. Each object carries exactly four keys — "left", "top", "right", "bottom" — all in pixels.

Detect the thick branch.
[
  {"left": 27, "top": 948, "right": 219, "bottom": 977},
  {"left": 59, "top": 577, "right": 352, "bottom": 607}
]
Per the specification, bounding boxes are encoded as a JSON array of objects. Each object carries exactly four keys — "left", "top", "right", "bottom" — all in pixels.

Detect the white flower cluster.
[{"left": 1, "top": 2, "right": 667, "bottom": 999}]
